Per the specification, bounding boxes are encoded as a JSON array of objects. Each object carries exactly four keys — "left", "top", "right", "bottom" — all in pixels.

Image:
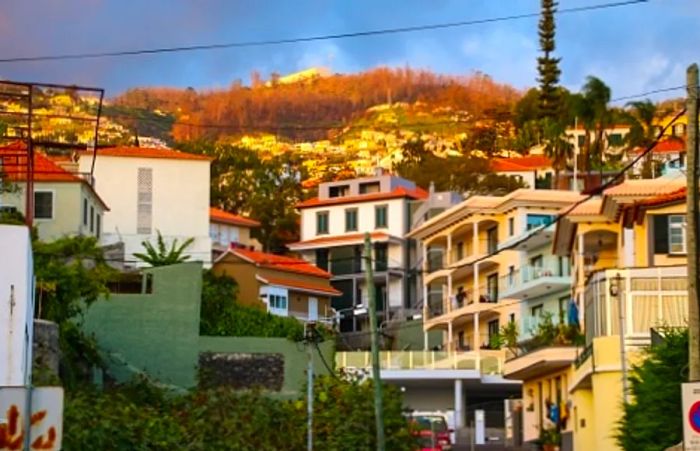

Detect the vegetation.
[
  {"left": 63, "top": 374, "right": 416, "bottom": 451},
  {"left": 133, "top": 230, "right": 195, "bottom": 266},
  {"left": 617, "top": 328, "right": 688, "bottom": 451},
  {"left": 537, "top": 0, "right": 562, "bottom": 120},
  {"left": 178, "top": 141, "right": 304, "bottom": 251}
]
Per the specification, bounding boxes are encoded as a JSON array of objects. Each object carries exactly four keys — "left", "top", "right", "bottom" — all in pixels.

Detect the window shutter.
[
  {"left": 137, "top": 168, "right": 153, "bottom": 234},
  {"left": 653, "top": 215, "right": 669, "bottom": 254}
]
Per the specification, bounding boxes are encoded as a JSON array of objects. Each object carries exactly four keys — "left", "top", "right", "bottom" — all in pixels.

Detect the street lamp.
[{"left": 609, "top": 272, "right": 629, "bottom": 404}]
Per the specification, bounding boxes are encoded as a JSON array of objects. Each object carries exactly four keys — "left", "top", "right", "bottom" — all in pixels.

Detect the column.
[
  {"left": 446, "top": 234, "right": 452, "bottom": 266},
  {"left": 454, "top": 379, "right": 464, "bottom": 429},
  {"left": 447, "top": 274, "right": 453, "bottom": 312},
  {"left": 473, "top": 312, "right": 480, "bottom": 351},
  {"left": 424, "top": 331, "right": 429, "bottom": 350},
  {"left": 448, "top": 321, "right": 453, "bottom": 351},
  {"left": 473, "top": 262, "right": 480, "bottom": 303},
  {"left": 473, "top": 223, "right": 479, "bottom": 256},
  {"left": 422, "top": 242, "right": 428, "bottom": 272}
]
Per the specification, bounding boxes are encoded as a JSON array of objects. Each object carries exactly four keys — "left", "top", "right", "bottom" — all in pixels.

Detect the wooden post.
[{"left": 687, "top": 63, "right": 700, "bottom": 381}]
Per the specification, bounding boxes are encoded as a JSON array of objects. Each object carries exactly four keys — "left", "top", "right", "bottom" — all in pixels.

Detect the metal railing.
[
  {"left": 336, "top": 350, "right": 504, "bottom": 375},
  {"left": 574, "top": 344, "right": 594, "bottom": 369},
  {"left": 501, "top": 257, "right": 571, "bottom": 291}
]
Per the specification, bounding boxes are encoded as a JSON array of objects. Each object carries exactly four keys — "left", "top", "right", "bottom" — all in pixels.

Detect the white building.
[
  {"left": 0, "top": 225, "right": 34, "bottom": 386},
  {"left": 490, "top": 156, "right": 554, "bottom": 189},
  {"left": 289, "top": 170, "right": 427, "bottom": 332},
  {"left": 77, "top": 146, "right": 212, "bottom": 267},
  {"left": 209, "top": 207, "right": 261, "bottom": 259},
  {"left": 566, "top": 124, "right": 631, "bottom": 156}
]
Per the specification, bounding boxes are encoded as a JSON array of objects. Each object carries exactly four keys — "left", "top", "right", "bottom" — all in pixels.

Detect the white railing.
[{"left": 335, "top": 350, "right": 504, "bottom": 375}]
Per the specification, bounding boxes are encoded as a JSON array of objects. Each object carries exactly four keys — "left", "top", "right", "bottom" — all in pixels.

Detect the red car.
[{"left": 410, "top": 414, "right": 453, "bottom": 451}]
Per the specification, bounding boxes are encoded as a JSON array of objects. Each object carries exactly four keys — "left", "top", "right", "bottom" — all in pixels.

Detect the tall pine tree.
[{"left": 537, "top": 0, "right": 562, "bottom": 120}]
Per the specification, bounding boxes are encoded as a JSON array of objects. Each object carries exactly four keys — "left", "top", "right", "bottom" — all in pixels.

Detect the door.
[{"left": 308, "top": 297, "right": 318, "bottom": 321}]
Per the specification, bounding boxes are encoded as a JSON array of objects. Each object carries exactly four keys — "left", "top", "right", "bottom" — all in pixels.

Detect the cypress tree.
[{"left": 537, "top": 0, "right": 562, "bottom": 120}]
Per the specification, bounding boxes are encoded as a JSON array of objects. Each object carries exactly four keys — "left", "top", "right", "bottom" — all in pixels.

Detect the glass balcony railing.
[
  {"left": 335, "top": 350, "right": 504, "bottom": 374},
  {"left": 501, "top": 258, "right": 571, "bottom": 292}
]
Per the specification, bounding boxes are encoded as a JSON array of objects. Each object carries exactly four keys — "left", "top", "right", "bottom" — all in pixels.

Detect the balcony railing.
[
  {"left": 501, "top": 258, "right": 570, "bottom": 290},
  {"left": 336, "top": 350, "right": 504, "bottom": 375}
]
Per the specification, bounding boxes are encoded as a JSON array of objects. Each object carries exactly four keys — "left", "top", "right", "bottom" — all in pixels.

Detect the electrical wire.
[{"left": 0, "top": 0, "right": 648, "bottom": 64}]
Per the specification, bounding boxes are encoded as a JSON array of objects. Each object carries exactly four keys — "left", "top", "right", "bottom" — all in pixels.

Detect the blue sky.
[{"left": 0, "top": 0, "right": 697, "bottom": 101}]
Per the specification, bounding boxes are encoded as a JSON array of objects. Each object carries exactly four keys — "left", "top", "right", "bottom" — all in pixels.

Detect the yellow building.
[{"left": 504, "top": 177, "right": 688, "bottom": 450}]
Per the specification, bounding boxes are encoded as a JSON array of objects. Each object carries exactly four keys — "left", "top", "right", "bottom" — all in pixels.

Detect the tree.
[
  {"left": 133, "top": 230, "right": 194, "bottom": 267},
  {"left": 537, "top": 0, "right": 562, "bottom": 120},
  {"left": 573, "top": 76, "right": 612, "bottom": 187},
  {"left": 625, "top": 100, "right": 658, "bottom": 178},
  {"left": 541, "top": 118, "right": 573, "bottom": 188},
  {"left": 617, "top": 329, "right": 687, "bottom": 451}
]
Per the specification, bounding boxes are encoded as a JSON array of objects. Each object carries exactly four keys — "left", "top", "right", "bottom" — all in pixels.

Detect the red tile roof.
[
  {"left": 258, "top": 275, "right": 342, "bottom": 296},
  {"left": 635, "top": 186, "right": 686, "bottom": 208},
  {"left": 490, "top": 155, "right": 552, "bottom": 172},
  {"left": 0, "top": 142, "right": 80, "bottom": 182},
  {"left": 90, "top": 146, "right": 212, "bottom": 161},
  {"left": 288, "top": 231, "right": 394, "bottom": 249},
  {"left": 209, "top": 207, "right": 260, "bottom": 227},
  {"left": 634, "top": 137, "right": 685, "bottom": 154},
  {"left": 231, "top": 248, "right": 331, "bottom": 278},
  {"left": 297, "top": 186, "right": 427, "bottom": 209}
]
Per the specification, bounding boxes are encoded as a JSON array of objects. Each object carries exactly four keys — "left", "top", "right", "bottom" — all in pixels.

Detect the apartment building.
[
  {"left": 289, "top": 170, "right": 427, "bottom": 332},
  {"left": 503, "top": 177, "right": 687, "bottom": 450}
]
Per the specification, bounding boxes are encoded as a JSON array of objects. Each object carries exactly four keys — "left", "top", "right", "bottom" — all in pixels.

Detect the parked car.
[{"left": 409, "top": 413, "right": 453, "bottom": 451}]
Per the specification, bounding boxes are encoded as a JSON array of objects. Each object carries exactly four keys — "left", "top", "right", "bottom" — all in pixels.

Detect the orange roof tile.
[
  {"left": 210, "top": 207, "right": 260, "bottom": 227},
  {"left": 258, "top": 275, "right": 341, "bottom": 296},
  {"left": 603, "top": 178, "right": 685, "bottom": 197},
  {"left": 0, "top": 142, "right": 80, "bottom": 182},
  {"left": 634, "top": 137, "right": 685, "bottom": 154},
  {"left": 635, "top": 186, "right": 686, "bottom": 208},
  {"left": 232, "top": 248, "right": 331, "bottom": 278},
  {"left": 297, "top": 186, "right": 427, "bottom": 209},
  {"left": 91, "top": 146, "right": 212, "bottom": 161},
  {"left": 567, "top": 198, "right": 603, "bottom": 216},
  {"left": 288, "top": 232, "right": 395, "bottom": 249},
  {"left": 491, "top": 155, "right": 552, "bottom": 172}
]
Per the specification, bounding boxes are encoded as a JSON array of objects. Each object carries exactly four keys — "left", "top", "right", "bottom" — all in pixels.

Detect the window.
[
  {"left": 526, "top": 214, "right": 554, "bottom": 230},
  {"left": 137, "top": 168, "right": 153, "bottom": 234},
  {"left": 34, "top": 191, "right": 53, "bottom": 219},
  {"left": 90, "top": 206, "right": 95, "bottom": 233},
  {"left": 577, "top": 135, "right": 586, "bottom": 148},
  {"left": 316, "top": 211, "right": 329, "bottom": 235},
  {"left": 345, "top": 208, "right": 358, "bottom": 232},
  {"left": 269, "top": 294, "right": 288, "bottom": 310},
  {"left": 487, "top": 319, "right": 500, "bottom": 348},
  {"left": 96, "top": 214, "right": 101, "bottom": 238},
  {"left": 508, "top": 265, "right": 515, "bottom": 286},
  {"left": 509, "top": 313, "right": 516, "bottom": 323},
  {"left": 375, "top": 205, "right": 388, "bottom": 228},
  {"left": 456, "top": 241, "right": 464, "bottom": 261},
  {"left": 508, "top": 217, "right": 514, "bottom": 236},
  {"left": 83, "top": 198, "right": 88, "bottom": 226},
  {"left": 374, "top": 243, "right": 388, "bottom": 271},
  {"left": 530, "top": 254, "right": 543, "bottom": 268},
  {"left": 669, "top": 215, "right": 686, "bottom": 254},
  {"left": 559, "top": 296, "right": 569, "bottom": 321},
  {"left": 360, "top": 182, "right": 381, "bottom": 194},
  {"left": 608, "top": 133, "right": 623, "bottom": 146},
  {"left": 316, "top": 249, "right": 329, "bottom": 271},
  {"left": 486, "top": 273, "right": 498, "bottom": 302},
  {"left": 329, "top": 185, "right": 350, "bottom": 198},
  {"left": 486, "top": 227, "right": 498, "bottom": 253},
  {"left": 531, "top": 304, "right": 544, "bottom": 317},
  {"left": 674, "top": 123, "right": 686, "bottom": 137}
]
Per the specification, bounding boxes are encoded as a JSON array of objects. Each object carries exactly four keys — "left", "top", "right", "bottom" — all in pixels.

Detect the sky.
[{"left": 0, "top": 0, "right": 697, "bottom": 101}]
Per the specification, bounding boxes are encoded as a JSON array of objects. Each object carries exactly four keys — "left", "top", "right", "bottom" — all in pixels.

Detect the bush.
[
  {"left": 63, "top": 375, "right": 416, "bottom": 451},
  {"left": 616, "top": 328, "right": 688, "bottom": 451}
]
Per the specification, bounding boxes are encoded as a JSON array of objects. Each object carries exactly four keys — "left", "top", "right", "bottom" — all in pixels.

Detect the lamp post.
[{"left": 609, "top": 273, "right": 629, "bottom": 404}]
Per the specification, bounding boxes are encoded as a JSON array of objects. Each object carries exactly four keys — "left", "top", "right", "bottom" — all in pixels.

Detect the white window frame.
[
  {"left": 263, "top": 286, "right": 289, "bottom": 317},
  {"left": 669, "top": 214, "right": 686, "bottom": 254},
  {"left": 33, "top": 189, "right": 55, "bottom": 220}
]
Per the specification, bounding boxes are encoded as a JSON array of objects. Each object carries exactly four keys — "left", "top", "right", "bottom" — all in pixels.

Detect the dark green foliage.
[
  {"left": 617, "top": 328, "right": 688, "bottom": 451},
  {"left": 537, "top": 0, "right": 562, "bottom": 120},
  {"left": 133, "top": 230, "right": 194, "bottom": 266},
  {"left": 178, "top": 141, "right": 304, "bottom": 251},
  {"left": 63, "top": 375, "right": 416, "bottom": 451}
]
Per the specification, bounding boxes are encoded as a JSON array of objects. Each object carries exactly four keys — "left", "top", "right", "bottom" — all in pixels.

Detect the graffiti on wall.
[{"left": 0, "top": 387, "right": 62, "bottom": 451}]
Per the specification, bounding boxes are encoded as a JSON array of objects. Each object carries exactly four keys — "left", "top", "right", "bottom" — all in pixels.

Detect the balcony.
[
  {"left": 500, "top": 258, "right": 571, "bottom": 300},
  {"left": 336, "top": 350, "right": 505, "bottom": 375},
  {"left": 503, "top": 346, "right": 578, "bottom": 381},
  {"left": 424, "top": 286, "right": 500, "bottom": 323}
]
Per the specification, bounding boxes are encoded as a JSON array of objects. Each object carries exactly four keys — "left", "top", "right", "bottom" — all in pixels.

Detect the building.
[
  {"left": 566, "top": 124, "right": 631, "bottom": 157},
  {"left": 503, "top": 177, "right": 687, "bottom": 450},
  {"left": 490, "top": 155, "right": 554, "bottom": 189},
  {"left": 77, "top": 146, "right": 212, "bottom": 267},
  {"left": 209, "top": 207, "right": 261, "bottom": 258},
  {"left": 213, "top": 247, "right": 340, "bottom": 323},
  {"left": 288, "top": 171, "right": 428, "bottom": 332},
  {"left": 630, "top": 136, "right": 685, "bottom": 177},
  {"left": 0, "top": 142, "right": 108, "bottom": 241}
]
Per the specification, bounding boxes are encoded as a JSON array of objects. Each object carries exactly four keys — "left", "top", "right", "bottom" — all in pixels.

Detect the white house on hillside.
[{"left": 77, "top": 146, "right": 212, "bottom": 267}]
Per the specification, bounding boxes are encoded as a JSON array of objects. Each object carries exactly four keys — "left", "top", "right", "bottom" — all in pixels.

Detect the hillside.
[{"left": 113, "top": 67, "right": 520, "bottom": 141}]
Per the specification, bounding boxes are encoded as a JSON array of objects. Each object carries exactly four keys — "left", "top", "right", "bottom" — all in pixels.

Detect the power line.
[
  {"left": 0, "top": 1, "right": 647, "bottom": 64},
  {"left": 610, "top": 85, "right": 687, "bottom": 103}
]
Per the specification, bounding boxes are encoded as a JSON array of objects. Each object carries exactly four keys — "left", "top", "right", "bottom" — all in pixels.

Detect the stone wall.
[
  {"left": 198, "top": 352, "right": 284, "bottom": 390},
  {"left": 33, "top": 319, "right": 59, "bottom": 378}
]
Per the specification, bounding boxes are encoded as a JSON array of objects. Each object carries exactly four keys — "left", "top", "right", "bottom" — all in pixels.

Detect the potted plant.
[{"left": 539, "top": 426, "right": 561, "bottom": 451}]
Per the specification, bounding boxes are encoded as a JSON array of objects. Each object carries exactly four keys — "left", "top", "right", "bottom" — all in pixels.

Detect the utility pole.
[
  {"left": 305, "top": 322, "right": 316, "bottom": 451},
  {"left": 363, "top": 232, "right": 385, "bottom": 451},
  {"left": 688, "top": 63, "right": 700, "bottom": 382}
]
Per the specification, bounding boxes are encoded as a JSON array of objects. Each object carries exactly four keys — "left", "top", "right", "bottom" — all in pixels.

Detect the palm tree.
[
  {"left": 573, "top": 76, "right": 612, "bottom": 190},
  {"left": 133, "top": 230, "right": 195, "bottom": 267},
  {"left": 542, "top": 117, "right": 573, "bottom": 189},
  {"left": 625, "top": 100, "right": 658, "bottom": 178}
]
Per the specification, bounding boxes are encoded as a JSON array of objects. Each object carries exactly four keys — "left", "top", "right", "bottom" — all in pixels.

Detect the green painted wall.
[
  {"left": 391, "top": 320, "right": 442, "bottom": 350},
  {"left": 199, "top": 336, "right": 334, "bottom": 396},
  {"left": 82, "top": 261, "right": 334, "bottom": 396},
  {"left": 82, "top": 262, "right": 202, "bottom": 388}
]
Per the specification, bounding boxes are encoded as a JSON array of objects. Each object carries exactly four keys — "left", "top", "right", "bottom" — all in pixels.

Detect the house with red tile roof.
[
  {"left": 213, "top": 247, "right": 340, "bottom": 323},
  {"left": 490, "top": 155, "right": 554, "bottom": 189},
  {"left": 209, "top": 207, "right": 261, "bottom": 258},
  {"left": 76, "top": 145, "right": 212, "bottom": 267},
  {"left": 288, "top": 169, "right": 431, "bottom": 333},
  {"left": 0, "top": 142, "right": 108, "bottom": 241},
  {"left": 629, "top": 136, "right": 686, "bottom": 177}
]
